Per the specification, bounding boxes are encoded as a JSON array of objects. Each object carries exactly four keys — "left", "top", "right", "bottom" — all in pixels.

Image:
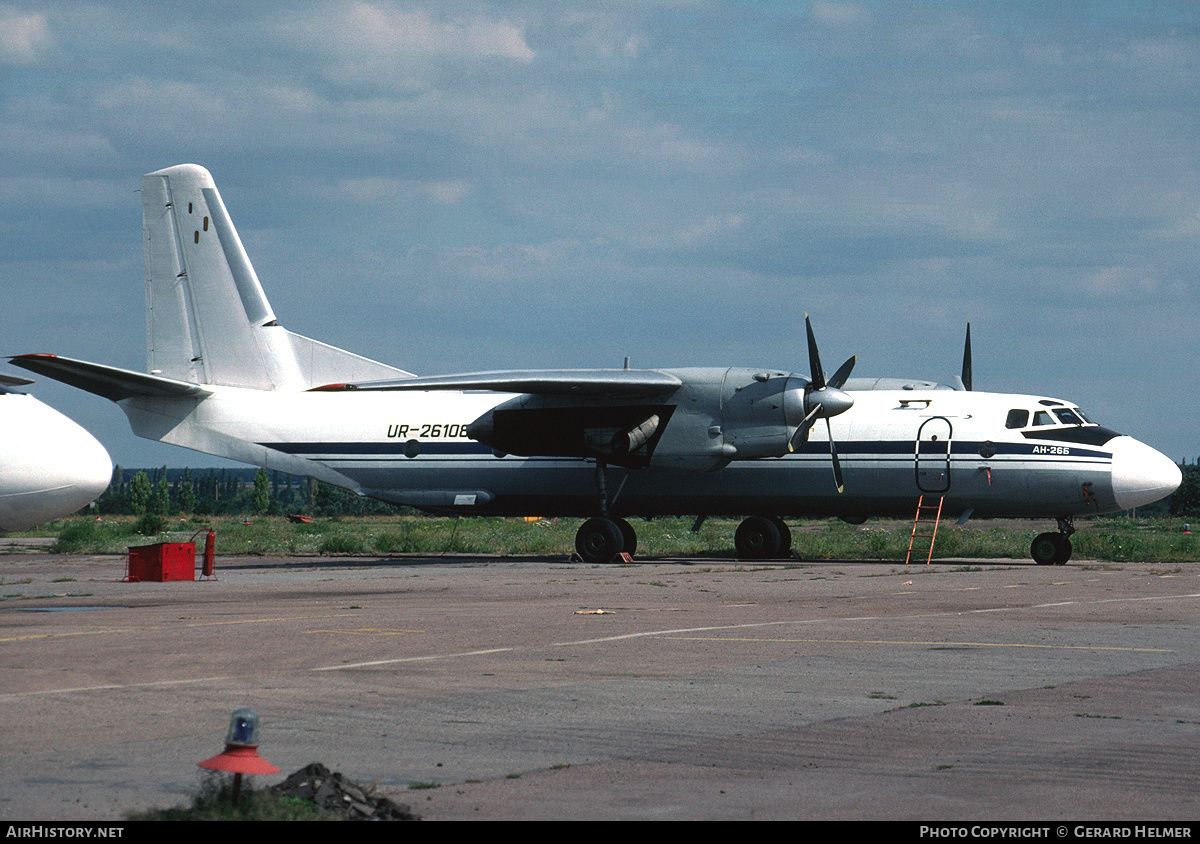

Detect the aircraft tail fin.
[{"left": 142, "top": 164, "right": 413, "bottom": 390}]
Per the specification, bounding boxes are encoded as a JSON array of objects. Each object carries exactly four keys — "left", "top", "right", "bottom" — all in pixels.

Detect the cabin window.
[
  {"left": 1032, "top": 410, "right": 1054, "bottom": 426},
  {"left": 1005, "top": 409, "right": 1028, "bottom": 429}
]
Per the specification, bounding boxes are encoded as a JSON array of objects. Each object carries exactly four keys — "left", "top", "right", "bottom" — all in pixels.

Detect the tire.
[
  {"left": 768, "top": 516, "right": 792, "bottom": 558},
  {"left": 1053, "top": 536, "right": 1072, "bottom": 565},
  {"left": 735, "top": 516, "right": 782, "bottom": 560},
  {"left": 1030, "top": 532, "right": 1062, "bottom": 566},
  {"left": 613, "top": 518, "right": 637, "bottom": 557},
  {"left": 576, "top": 518, "right": 625, "bottom": 564}
]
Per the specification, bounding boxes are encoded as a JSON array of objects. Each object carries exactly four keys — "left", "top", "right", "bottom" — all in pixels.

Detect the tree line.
[
  {"left": 96, "top": 466, "right": 401, "bottom": 517},
  {"left": 1172, "top": 462, "right": 1200, "bottom": 519}
]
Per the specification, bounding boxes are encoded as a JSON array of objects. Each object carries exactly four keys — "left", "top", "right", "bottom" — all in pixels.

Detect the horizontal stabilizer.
[
  {"left": 336, "top": 369, "right": 683, "bottom": 396},
  {"left": 9, "top": 354, "right": 209, "bottom": 402}
]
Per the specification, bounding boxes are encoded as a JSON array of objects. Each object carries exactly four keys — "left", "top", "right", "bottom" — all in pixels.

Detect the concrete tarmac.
[{"left": 1, "top": 551, "right": 1198, "bottom": 821}]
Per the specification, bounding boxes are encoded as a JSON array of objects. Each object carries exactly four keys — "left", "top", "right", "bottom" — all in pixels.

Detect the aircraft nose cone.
[
  {"left": 0, "top": 397, "right": 112, "bottom": 531},
  {"left": 27, "top": 418, "right": 112, "bottom": 517},
  {"left": 67, "top": 435, "right": 114, "bottom": 504},
  {"left": 1110, "top": 436, "right": 1181, "bottom": 510}
]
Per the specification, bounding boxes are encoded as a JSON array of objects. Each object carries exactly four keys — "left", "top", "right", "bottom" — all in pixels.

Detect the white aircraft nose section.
[
  {"left": 0, "top": 394, "right": 113, "bottom": 531},
  {"left": 56, "top": 426, "right": 114, "bottom": 504},
  {"left": 1110, "top": 436, "right": 1182, "bottom": 511}
]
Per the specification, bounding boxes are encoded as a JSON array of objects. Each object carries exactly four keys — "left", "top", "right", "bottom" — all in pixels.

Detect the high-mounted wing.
[{"left": 323, "top": 368, "right": 683, "bottom": 396}]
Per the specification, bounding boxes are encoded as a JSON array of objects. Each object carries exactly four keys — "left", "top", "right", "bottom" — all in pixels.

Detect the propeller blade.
[
  {"left": 961, "top": 322, "right": 972, "bottom": 391},
  {"left": 828, "top": 354, "right": 856, "bottom": 390},
  {"left": 805, "top": 313, "right": 826, "bottom": 391},
  {"left": 788, "top": 402, "right": 823, "bottom": 452},
  {"left": 796, "top": 313, "right": 851, "bottom": 490},
  {"left": 826, "top": 418, "right": 844, "bottom": 493}
]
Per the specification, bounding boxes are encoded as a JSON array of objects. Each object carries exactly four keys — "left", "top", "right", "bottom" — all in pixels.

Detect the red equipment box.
[{"left": 127, "top": 542, "right": 196, "bottom": 582}]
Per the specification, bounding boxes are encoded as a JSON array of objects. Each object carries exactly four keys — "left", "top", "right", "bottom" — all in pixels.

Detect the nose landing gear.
[{"left": 1031, "top": 518, "right": 1074, "bottom": 565}]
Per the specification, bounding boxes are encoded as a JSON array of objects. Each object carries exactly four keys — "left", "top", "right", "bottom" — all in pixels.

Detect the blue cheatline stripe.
[
  {"left": 261, "top": 441, "right": 493, "bottom": 456},
  {"left": 260, "top": 439, "right": 1113, "bottom": 462}
]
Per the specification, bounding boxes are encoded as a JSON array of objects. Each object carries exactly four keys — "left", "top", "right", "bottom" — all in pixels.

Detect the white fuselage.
[{"left": 117, "top": 384, "right": 1180, "bottom": 521}]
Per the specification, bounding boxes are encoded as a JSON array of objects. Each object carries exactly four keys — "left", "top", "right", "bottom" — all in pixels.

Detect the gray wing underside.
[{"left": 341, "top": 369, "right": 683, "bottom": 396}]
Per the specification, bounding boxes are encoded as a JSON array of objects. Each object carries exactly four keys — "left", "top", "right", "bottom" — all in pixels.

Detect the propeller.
[
  {"left": 787, "top": 314, "right": 856, "bottom": 492},
  {"left": 961, "top": 322, "right": 972, "bottom": 391}
]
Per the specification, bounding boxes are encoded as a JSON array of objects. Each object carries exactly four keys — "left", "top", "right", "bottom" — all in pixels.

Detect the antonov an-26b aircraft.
[{"left": 12, "top": 164, "right": 1182, "bottom": 564}]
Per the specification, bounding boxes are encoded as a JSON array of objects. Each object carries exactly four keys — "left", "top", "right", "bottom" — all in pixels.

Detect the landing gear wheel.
[
  {"left": 613, "top": 518, "right": 637, "bottom": 557},
  {"left": 735, "top": 516, "right": 783, "bottom": 560},
  {"left": 576, "top": 517, "right": 625, "bottom": 564},
  {"left": 1031, "top": 532, "right": 1071, "bottom": 566},
  {"left": 768, "top": 516, "right": 792, "bottom": 558},
  {"left": 1053, "top": 536, "right": 1072, "bottom": 565}
]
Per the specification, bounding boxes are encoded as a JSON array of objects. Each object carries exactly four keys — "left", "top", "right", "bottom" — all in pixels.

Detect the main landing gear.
[
  {"left": 574, "top": 460, "right": 796, "bottom": 564},
  {"left": 572, "top": 512, "right": 795, "bottom": 564},
  {"left": 571, "top": 513, "right": 796, "bottom": 566},
  {"left": 1030, "top": 517, "right": 1074, "bottom": 566},
  {"left": 573, "top": 459, "right": 639, "bottom": 564},
  {"left": 733, "top": 515, "right": 793, "bottom": 560},
  {"left": 574, "top": 516, "right": 637, "bottom": 564}
]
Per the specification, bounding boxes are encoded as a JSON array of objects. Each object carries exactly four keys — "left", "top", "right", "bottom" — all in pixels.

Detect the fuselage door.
[{"left": 916, "top": 416, "right": 952, "bottom": 493}]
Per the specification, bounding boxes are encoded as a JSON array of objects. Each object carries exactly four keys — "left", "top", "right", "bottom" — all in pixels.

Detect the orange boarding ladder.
[{"left": 905, "top": 495, "right": 944, "bottom": 565}]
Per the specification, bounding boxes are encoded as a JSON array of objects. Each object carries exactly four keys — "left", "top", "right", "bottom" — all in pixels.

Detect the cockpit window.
[
  {"left": 1009, "top": 405, "right": 1100, "bottom": 432},
  {"left": 1005, "top": 409, "right": 1029, "bottom": 429}
]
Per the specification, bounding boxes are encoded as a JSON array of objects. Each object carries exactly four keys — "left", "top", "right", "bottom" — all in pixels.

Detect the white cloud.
[
  {"left": 299, "top": 2, "right": 535, "bottom": 77},
  {"left": 0, "top": 5, "right": 50, "bottom": 64},
  {"left": 676, "top": 214, "right": 746, "bottom": 246},
  {"left": 321, "top": 176, "right": 473, "bottom": 206},
  {"left": 808, "top": 1, "right": 869, "bottom": 29}
]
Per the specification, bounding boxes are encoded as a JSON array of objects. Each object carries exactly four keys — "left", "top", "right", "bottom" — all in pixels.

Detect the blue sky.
[{"left": 2, "top": 1, "right": 1198, "bottom": 468}]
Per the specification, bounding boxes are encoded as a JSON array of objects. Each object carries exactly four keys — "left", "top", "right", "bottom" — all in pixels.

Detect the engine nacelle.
[
  {"left": 462, "top": 366, "right": 853, "bottom": 471},
  {"left": 719, "top": 371, "right": 810, "bottom": 459},
  {"left": 465, "top": 397, "right": 676, "bottom": 468}
]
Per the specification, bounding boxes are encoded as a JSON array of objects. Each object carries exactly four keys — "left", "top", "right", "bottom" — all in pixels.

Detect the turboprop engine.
[{"left": 464, "top": 316, "right": 855, "bottom": 488}]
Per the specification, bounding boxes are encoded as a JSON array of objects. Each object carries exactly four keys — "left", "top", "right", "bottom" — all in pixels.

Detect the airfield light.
[
  {"left": 225, "top": 708, "right": 261, "bottom": 747},
  {"left": 198, "top": 708, "right": 280, "bottom": 804}
]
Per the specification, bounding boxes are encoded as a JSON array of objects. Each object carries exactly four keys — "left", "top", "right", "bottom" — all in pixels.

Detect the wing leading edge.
[{"left": 329, "top": 369, "right": 684, "bottom": 397}]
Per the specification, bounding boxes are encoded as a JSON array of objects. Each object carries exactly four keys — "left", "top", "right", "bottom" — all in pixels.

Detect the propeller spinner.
[{"left": 785, "top": 314, "right": 856, "bottom": 492}]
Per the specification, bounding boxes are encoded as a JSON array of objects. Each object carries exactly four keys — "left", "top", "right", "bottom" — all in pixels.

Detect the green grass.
[
  {"left": 126, "top": 778, "right": 340, "bottom": 821},
  {"left": 10, "top": 514, "right": 1200, "bottom": 563}
]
